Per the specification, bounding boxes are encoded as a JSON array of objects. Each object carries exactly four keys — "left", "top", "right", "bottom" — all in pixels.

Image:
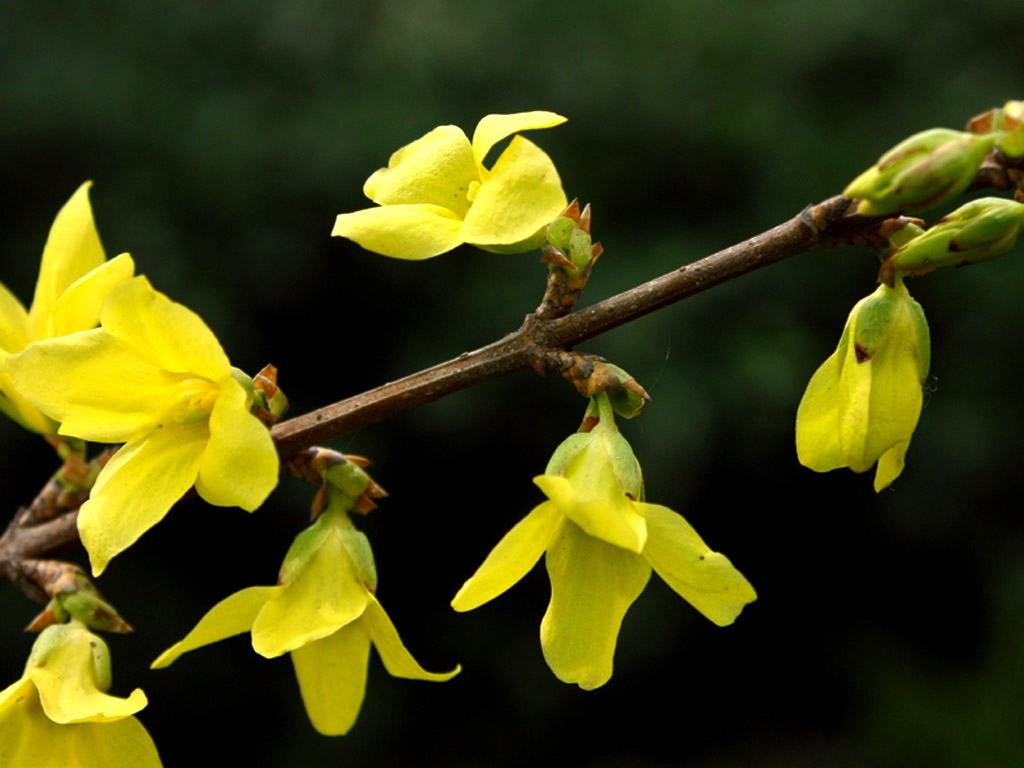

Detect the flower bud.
[
  {"left": 844, "top": 128, "right": 995, "bottom": 215},
  {"left": 889, "top": 197, "right": 1024, "bottom": 276}
]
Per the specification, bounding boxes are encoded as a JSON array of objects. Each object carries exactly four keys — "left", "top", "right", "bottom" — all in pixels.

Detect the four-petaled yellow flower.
[
  {"left": 796, "top": 277, "right": 930, "bottom": 492},
  {"left": 0, "top": 621, "right": 161, "bottom": 767},
  {"left": 152, "top": 501, "right": 459, "bottom": 736},
  {"left": 0, "top": 182, "right": 134, "bottom": 434},
  {"left": 332, "top": 111, "right": 568, "bottom": 260},
  {"left": 452, "top": 395, "right": 756, "bottom": 690},
  {"left": 4, "top": 275, "right": 279, "bottom": 575}
]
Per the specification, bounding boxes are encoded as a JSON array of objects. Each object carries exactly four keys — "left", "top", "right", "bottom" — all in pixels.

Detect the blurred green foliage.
[{"left": 3, "top": 1, "right": 1024, "bottom": 766}]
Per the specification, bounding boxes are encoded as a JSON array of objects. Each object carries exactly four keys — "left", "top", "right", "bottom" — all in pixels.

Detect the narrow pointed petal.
[
  {"left": 48, "top": 253, "right": 135, "bottom": 338},
  {"left": 363, "top": 125, "right": 477, "bottom": 216},
  {"left": 28, "top": 182, "right": 106, "bottom": 340},
  {"left": 79, "top": 427, "right": 207, "bottom": 576},
  {"left": 251, "top": 528, "right": 370, "bottom": 658},
  {"left": 460, "top": 136, "right": 567, "bottom": 246},
  {"left": 471, "top": 111, "right": 567, "bottom": 167},
  {"left": 0, "top": 281, "right": 29, "bottom": 353},
  {"left": 195, "top": 378, "right": 278, "bottom": 510},
  {"left": 874, "top": 440, "right": 910, "bottom": 492},
  {"left": 540, "top": 521, "right": 651, "bottom": 690},
  {"left": 795, "top": 349, "right": 847, "bottom": 472},
  {"left": 290, "top": 624, "right": 371, "bottom": 736},
  {"left": 151, "top": 586, "right": 280, "bottom": 668},
  {"left": 451, "top": 501, "right": 561, "bottom": 612},
  {"left": 639, "top": 503, "right": 756, "bottom": 626},
  {"left": 534, "top": 475, "right": 646, "bottom": 554},
  {"left": 332, "top": 204, "right": 465, "bottom": 260},
  {"left": 6, "top": 330, "right": 183, "bottom": 442},
  {"left": 99, "top": 277, "right": 230, "bottom": 379},
  {"left": 362, "top": 598, "right": 460, "bottom": 681}
]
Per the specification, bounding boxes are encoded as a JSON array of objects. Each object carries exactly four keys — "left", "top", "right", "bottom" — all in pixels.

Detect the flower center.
[
  {"left": 169, "top": 378, "right": 219, "bottom": 426},
  {"left": 466, "top": 180, "right": 481, "bottom": 203}
]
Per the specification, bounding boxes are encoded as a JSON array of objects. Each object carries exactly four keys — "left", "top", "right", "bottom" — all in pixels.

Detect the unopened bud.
[
  {"left": 845, "top": 128, "right": 995, "bottom": 215},
  {"left": 889, "top": 197, "right": 1024, "bottom": 276}
]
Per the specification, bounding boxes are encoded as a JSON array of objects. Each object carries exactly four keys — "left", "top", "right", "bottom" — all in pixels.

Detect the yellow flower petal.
[
  {"left": 151, "top": 586, "right": 281, "bottom": 669},
  {"left": 534, "top": 474, "right": 646, "bottom": 554},
  {"left": 364, "top": 124, "right": 476, "bottom": 216},
  {"left": 195, "top": 377, "right": 278, "bottom": 510},
  {"left": 795, "top": 347, "right": 847, "bottom": 472},
  {"left": 638, "top": 503, "right": 756, "bottom": 626},
  {"left": 460, "top": 136, "right": 567, "bottom": 247},
  {"left": 0, "top": 677, "right": 161, "bottom": 768},
  {"left": 470, "top": 111, "right": 567, "bottom": 168},
  {"left": 28, "top": 182, "right": 106, "bottom": 341},
  {"left": 6, "top": 330, "right": 183, "bottom": 443},
  {"left": 451, "top": 500, "right": 561, "bottom": 612},
  {"left": 290, "top": 623, "right": 371, "bottom": 736},
  {"left": 0, "top": 363, "right": 55, "bottom": 435},
  {"left": 362, "top": 598, "right": 460, "bottom": 681},
  {"left": 100, "top": 276, "right": 230, "bottom": 380},
  {"left": 79, "top": 425, "right": 208, "bottom": 576},
  {"left": 28, "top": 626, "right": 146, "bottom": 724},
  {"left": 332, "top": 204, "right": 465, "bottom": 260},
  {"left": 0, "top": 281, "right": 29, "bottom": 354},
  {"left": 251, "top": 525, "right": 370, "bottom": 658},
  {"left": 540, "top": 520, "right": 651, "bottom": 690},
  {"left": 874, "top": 439, "right": 910, "bottom": 492},
  {"left": 839, "top": 319, "right": 923, "bottom": 474},
  {"left": 48, "top": 253, "right": 135, "bottom": 339}
]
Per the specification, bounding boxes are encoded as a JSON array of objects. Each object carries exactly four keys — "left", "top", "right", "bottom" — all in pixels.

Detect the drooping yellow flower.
[
  {"left": 452, "top": 395, "right": 755, "bottom": 690},
  {"left": 0, "top": 621, "right": 161, "bottom": 767},
  {"left": 4, "top": 276, "right": 279, "bottom": 575},
  {"left": 796, "top": 277, "right": 930, "bottom": 492},
  {"left": 152, "top": 501, "right": 458, "bottom": 736},
  {"left": 332, "top": 111, "right": 568, "bottom": 260},
  {"left": 0, "top": 182, "right": 134, "bottom": 433}
]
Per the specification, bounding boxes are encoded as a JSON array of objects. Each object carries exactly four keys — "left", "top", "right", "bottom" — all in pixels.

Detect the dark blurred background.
[{"left": 3, "top": 1, "right": 1024, "bottom": 766}]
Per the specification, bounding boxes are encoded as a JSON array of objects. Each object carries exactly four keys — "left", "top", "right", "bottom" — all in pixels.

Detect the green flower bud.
[
  {"left": 844, "top": 128, "right": 995, "bottom": 215},
  {"left": 889, "top": 197, "right": 1024, "bottom": 276}
]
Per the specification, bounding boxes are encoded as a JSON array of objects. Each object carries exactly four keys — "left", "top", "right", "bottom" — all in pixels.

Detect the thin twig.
[{"left": 271, "top": 196, "right": 871, "bottom": 458}]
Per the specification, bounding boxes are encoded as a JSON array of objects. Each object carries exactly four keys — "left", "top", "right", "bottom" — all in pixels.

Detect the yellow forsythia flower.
[
  {"left": 152, "top": 500, "right": 458, "bottom": 736},
  {"left": 796, "top": 278, "right": 930, "bottom": 492},
  {"left": 0, "top": 182, "right": 134, "bottom": 434},
  {"left": 452, "top": 395, "right": 756, "bottom": 690},
  {"left": 0, "top": 621, "right": 161, "bottom": 767},
  {"left": 5, "top": 276, "right": 279, "bottom": 575},
  {"left": 332, "top": 111, "right": 568, "bottom": 260}
]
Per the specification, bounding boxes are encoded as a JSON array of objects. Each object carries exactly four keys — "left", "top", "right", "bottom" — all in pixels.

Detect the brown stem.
[{"left": 271, "top": 195, "right": 870, "bottom": 458}]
